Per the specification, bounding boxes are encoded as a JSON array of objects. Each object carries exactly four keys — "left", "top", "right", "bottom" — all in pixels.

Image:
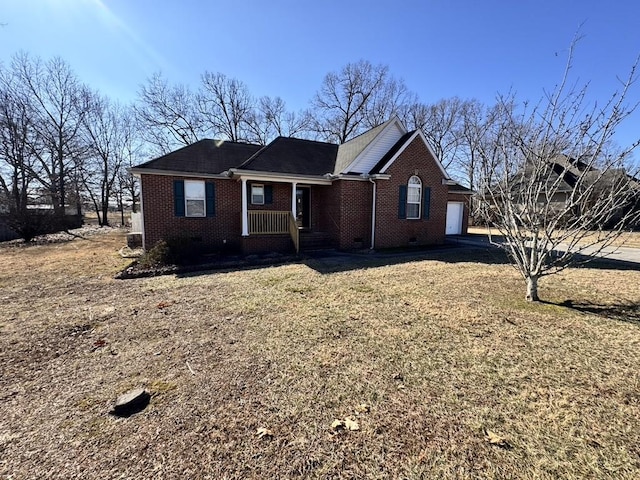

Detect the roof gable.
[
  {"left": 335, "top": 117, "right": 407, "bottom": 174},
  {"left": 372, "top": 129, "right": 450, "bottom": 179}
]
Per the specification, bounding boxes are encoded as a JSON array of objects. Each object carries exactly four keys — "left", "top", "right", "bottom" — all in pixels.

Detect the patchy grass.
[{"left": 1, "top": 231, "right": 639, "bottom": 479}]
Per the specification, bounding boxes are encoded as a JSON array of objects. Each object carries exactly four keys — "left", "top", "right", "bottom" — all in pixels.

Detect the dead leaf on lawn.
[
  {"left": 343, "top": 417, "right": 360, "bottom": 431},
  {"left": 156, "top": 301, "right": 174, "bottom": 310},
  {"left": 256, "top": 427, "right": 273, "bottom": 439},
  {"left": 355, "top": 403, "right": 370, "bottom": 414},
  {"left": 484, "top": 428, "right": 512, "bottom": 449}
]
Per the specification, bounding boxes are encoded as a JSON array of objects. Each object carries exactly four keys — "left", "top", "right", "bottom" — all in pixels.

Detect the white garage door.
[{"left": 446, "top": 202, "right": 464, "bottom": 235}]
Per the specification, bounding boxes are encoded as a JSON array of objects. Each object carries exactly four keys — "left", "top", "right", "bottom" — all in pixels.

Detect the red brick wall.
[
  {"left": 374, "top": 137, "right": 447, "bottom": 248},
  {"left": 241, "top": 235, "right": 294, "bottom": 254},
  {"left": 141, "top": 174, "right": 242, "bottom": 251},
  {"left": 246, "top": 182, "right": 291, "bottom": 211},
  {"left": 336, "top": 180, "right": 373, "bottom": 249},
  {"left": 314, "top": 185, "right": 341, "bottom": 242}
]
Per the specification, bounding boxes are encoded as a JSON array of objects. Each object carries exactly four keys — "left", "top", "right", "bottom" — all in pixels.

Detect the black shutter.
[
  {"left": 423, "top": 187, "right": 431, "bottom": 220},
  {"left": 265, "top": 185, "right": 273, "bottom": 204},
  {"left": 398, "top": 185, "right": 407, "bottom": 219},
  {"left": 174, "top": 180, "right": 185, "bottom": 217},
  {"left": 206, "top": 182, "right": 215, "bottom": 217}
]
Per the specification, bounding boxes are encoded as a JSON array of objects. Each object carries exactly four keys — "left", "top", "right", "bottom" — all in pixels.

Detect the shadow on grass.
[
  {"left": 152, "top": 242, "right": 639, "bottom": 280},
  {"left": 543, "top": 299, "right": 640, "bottom": 325},
  {"left": 164, "top": 245, "right": 510, "bottom": 279},
  {"left": 116, "top": 227, "right": 639, "bottom": 279},
  {"left": 303, "top": 244, "right": 640, "bottom": 275},
  {"left": 302, "top": 245, "right": 511, "bottom": 274}
]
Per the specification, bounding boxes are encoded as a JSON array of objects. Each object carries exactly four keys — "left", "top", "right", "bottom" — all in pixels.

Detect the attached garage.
[
  {"left": 446, "top": 201, "right": 464, "bottom": 235},
  {"left": 446, "top": 182, "right": 473, "bottom": 236}
]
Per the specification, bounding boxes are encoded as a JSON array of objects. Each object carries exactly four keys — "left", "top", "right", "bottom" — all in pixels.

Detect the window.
[
  {"left": 407, "top": 175, "right": 422, "bottom": 219},
  {"left": 251, "top": 184, "right": 265, "bottom": 205},
  {"left": 185, "top": 180, "right": 205, "bottom": 217}
]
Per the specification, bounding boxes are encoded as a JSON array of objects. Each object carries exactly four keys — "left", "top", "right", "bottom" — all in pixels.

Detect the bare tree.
[
  {"left": 135, "top": 72, "right": 203, "bottom": 154},
  {"left": 80, "top": 93, "right": 134, "bottom": 226},
  {"left": 246, "top": 96, "right": 311, "bottom": 144},
  {"left": 406, "top": 98, "right": 468, "bottom": 169},
  {"left": 362, "top": 76, "right": 414, "bottom": 130},
  {"left": 0, "top": 66, "right": 41, "bottom": 239},
  {"left": 457, "top": 99, "right": 503, "bottom": 217},
  {"left": 476, "top": 43, "right": 640, "bottom": 302},
  {"left": 197, "top": 72, "right": 255, "bottom": 142},
  {"left": 113, "top": 116, "right": 143, "bottom": 224},
  {"left": 310, "top": 60, "right": 412, "bottom": 143},
  {"left": 10, "top": 53, "right": 88, "bottom": 217}
]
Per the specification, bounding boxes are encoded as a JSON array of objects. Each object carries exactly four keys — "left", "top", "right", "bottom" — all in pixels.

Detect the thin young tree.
[
  {"left": 476, "top": 42, "right": 640, "bottom": 302},
  {"left": 81, "top": 93, "right": 133, "bottom": 226},
  {"left": 113, "top": 119, "right": 143, "bottom": 225}
]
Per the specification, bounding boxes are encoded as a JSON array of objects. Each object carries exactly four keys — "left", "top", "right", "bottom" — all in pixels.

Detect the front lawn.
[{"left": 1, "top": 231, "right": 638, "bottom": 479}]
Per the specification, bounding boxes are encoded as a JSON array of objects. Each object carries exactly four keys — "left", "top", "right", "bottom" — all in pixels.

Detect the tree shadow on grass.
[
  {"left": 543, "top": 299, "right": 640, "bottom": 326},
  {"left": 164, "top": 242, "right": 639, "bottom": 279},
  {"left": 166, "top": 245, "right": 510, "bottom": 279},
  {"left": 302, "top": 245, "right": 511, "bottom": 274}
]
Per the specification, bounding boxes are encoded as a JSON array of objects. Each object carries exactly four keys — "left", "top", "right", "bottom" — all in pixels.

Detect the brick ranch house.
[{"left": 131, "top": 117, "right": 472, "bottom": 254}]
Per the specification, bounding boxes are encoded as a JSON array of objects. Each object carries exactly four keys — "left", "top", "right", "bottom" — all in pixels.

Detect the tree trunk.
[
  {"left": 102, "top": 203, "right": 109, "bottom": 227},
  {"left": 526, "top": 275, "right": 539, "bottom": 302}
]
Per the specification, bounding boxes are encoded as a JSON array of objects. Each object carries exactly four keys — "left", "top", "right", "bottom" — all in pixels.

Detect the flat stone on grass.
[{"left": 111, "top": 388, "right": 150, "bottom": 418}]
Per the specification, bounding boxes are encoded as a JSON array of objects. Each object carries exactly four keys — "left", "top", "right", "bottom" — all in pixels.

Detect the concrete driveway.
[
  {"left": 569, "top": 243, "right": 640, "bottom": 264},
  {"left": 448, "top": 234, "right": 640, "bottom": 265}
]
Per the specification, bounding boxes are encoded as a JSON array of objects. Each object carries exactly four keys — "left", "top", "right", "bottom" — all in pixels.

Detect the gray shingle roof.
[
  {"left": 334, "top": 120, "right": 392, "bottom": 174},
  {"left": 448, "top": 182, "right": 473, "bottom": 194},
  {"left": 133, "top": 140, "right": 262, "bottom": 175},
  {"left": 238, "top": 137, "right": 338, "bottom": 176}
]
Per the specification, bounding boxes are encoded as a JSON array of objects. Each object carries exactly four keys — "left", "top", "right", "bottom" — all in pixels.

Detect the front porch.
[{"left": 235, "top": 174, "right": 337, "bottom": 254}]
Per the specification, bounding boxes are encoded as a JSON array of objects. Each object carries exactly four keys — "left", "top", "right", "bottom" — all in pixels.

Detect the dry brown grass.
[{"left": 1, "top": 231, "right": 639, "bottom": 479}]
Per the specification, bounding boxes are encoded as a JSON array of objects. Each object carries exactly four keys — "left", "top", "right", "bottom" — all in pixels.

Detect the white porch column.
[
  {"left": 370, "top": 179, "right": 376, "bottom": 249},
  {"left": 291, "top": 182, "right": 297, "bottom": 218},
  {"left": 241, "top": 178, "right": 249, "bottom": 236}
]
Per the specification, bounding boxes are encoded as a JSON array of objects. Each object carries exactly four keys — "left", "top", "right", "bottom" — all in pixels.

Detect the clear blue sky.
[{"left": 2, "top": 0, "right": 639, "bottom": 147}]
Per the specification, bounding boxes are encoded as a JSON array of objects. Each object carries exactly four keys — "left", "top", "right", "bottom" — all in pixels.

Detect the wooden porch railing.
[
  {"left": 248, "top": 210, "right": 289, "bottom": 234},
  {"left": 247, "top": 210, "right": 299, "bottom": 254}
]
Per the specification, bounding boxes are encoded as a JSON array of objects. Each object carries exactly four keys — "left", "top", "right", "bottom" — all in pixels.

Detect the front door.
[{"left": 296, "top": 186, "right": 311, "bottom": 230}]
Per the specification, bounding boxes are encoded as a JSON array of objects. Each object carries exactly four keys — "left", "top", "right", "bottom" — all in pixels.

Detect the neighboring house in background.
[
  {"left": 496, "top": 154, "right": 640, "bottom": 227},
  {"left": 131, "top": 117, "right": 472, "bottom": 254}
]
